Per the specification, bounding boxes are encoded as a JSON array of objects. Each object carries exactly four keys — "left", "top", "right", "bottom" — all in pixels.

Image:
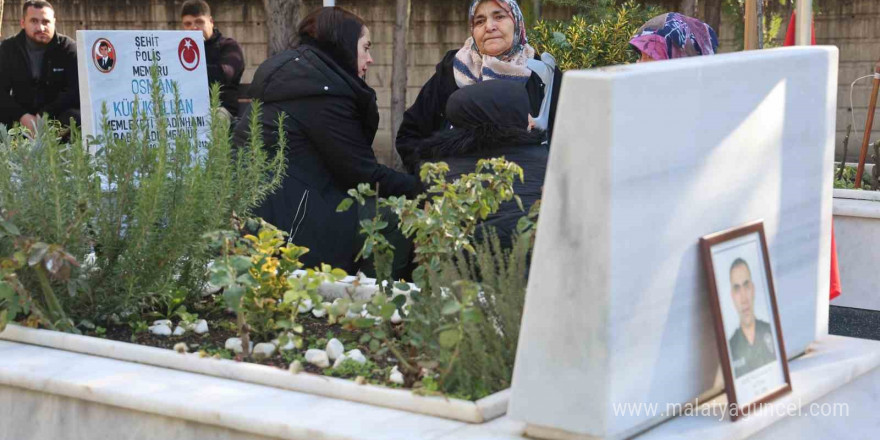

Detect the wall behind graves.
[
  {"left": 2, "top": 0, "right": 877, "bottom": 161},
  {"left": 817, "top": 0, "right": 880, "bottom": 162}
]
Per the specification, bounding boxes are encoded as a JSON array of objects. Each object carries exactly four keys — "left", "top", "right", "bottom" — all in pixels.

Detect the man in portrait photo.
[
  {"left": 728, "top": 258, "right": 777, "bottom": 378},
  {"left": 96, "top": 41, "right": 113, "bottom": 71}
]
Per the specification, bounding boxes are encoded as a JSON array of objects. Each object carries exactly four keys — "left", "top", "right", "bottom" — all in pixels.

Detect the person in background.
[
  {"left": 415, "top": 80, "right": 547, "bottom": 250},
  {"left": 629, "top": 12, "right": 719, "bottom": 62},
  {"left": 181, "top": 0, "right": 245, "bottom": 118},
  {"left": 0, "top": 0, "right": 79, "bottom": 133},
  {"left": 396, "top": 0, "right": 562, "bottom": 174},
  {"left": 232, "top": 7, "right": 419, "bottom": 274}
]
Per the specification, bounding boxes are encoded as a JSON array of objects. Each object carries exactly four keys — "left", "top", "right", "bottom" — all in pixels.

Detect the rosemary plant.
[{"left": 0, "top": 67, "right": 286, "bottom": 325}]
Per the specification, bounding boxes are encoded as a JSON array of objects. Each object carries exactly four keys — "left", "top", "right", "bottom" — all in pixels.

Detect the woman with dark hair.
[
  {"left": 395, "top": 0, "right": 561, "bottom": 174},
  {"left": 416, "top": 80, "right": 547, "bottom": 249},
  {"left": 233, "top": 7, "right": 419, "bottom": 273}
]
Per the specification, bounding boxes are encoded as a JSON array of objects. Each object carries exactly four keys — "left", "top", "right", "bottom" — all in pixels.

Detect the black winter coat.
[
  {"left": 416, "top": 125, "right": 548, "bottom": 249},
  {"left": 396, "top": 49, "right": 561, "bottom": 173},
  {"left": 233, "top": 44, "right": 419, "bottom": 272},
  {"left": 204, "top": 29, "right": 245, "bottom": 116},
  {"left": 0, "top": 31, "right": 79, "bottom": 126}
]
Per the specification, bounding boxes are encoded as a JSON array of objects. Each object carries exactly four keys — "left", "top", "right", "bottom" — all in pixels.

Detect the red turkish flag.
[
  {"left": 782, "top": 11, "right": 816, "bottom": 47},
  {"left": 830, "top": 224, "right": 841, "bottom": 300}
]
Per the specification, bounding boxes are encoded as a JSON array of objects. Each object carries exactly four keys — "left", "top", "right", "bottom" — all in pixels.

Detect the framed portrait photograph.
[{"left": 700, "top": 221, "right": 792, "bottom": 421}]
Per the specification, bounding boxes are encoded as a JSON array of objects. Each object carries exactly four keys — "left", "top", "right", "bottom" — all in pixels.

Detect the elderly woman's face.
[{"left": 472, "top": 1, "right": 515, "bottom": 57}]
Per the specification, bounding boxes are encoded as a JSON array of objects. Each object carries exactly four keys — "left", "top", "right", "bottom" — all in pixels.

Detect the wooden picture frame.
[{"left": 700, "top": 220, "right": 792, "bottom": 421}]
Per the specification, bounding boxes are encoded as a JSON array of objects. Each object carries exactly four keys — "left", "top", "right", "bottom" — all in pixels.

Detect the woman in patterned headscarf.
[
  {"left": 629, "top": 12, "right": 719, "bottom": 62},
  {"left": 395, "top": 0, "right": 561, "bottom": 173}
]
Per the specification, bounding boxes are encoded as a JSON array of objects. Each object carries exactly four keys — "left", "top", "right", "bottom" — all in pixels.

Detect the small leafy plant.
[
  {"left": 205, "top": 215, "right": 347, "bottom": 358},
  {"left": 338, "top": 158, "right": 535, "bottom": 398},
  {"left": 341, "top": 158, "right": 524, "bottom": 288}
]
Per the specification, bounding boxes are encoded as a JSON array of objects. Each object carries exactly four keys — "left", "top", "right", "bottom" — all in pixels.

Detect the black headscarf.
[
  {"left": 446, "top": 80, "right": 530, "bottom": 130},
  {"left": 416, "top": 80, "right": 543, "bottom": 160}
]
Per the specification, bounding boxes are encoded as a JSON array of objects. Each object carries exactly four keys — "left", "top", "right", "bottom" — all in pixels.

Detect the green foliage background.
[{"left": 528, "top": 0, "right": 659, "bottom": 70}]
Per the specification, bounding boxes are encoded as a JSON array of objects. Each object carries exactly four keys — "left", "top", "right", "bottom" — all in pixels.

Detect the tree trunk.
[
  {"left": 680, "top": 0, "right": 697, "bottom": 17},
  {"left": 699, "top": 0, "right": 723, "bottom": 40},
  {"left": 263, "top": 0, "right": 304, "bottom": 57},
  {"left": 389, "top": 0, "right": 410, "bottom": 171},
  {"left": 0, "top": 0, "right": 5, "bottom": 38}
]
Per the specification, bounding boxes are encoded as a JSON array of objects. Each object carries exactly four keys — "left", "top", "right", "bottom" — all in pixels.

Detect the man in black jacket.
[
  {"left": 180, "top": 0, "right": 245, "bottom": 118},
  {"left": 0, "top": 1, "right": 79, "bottom": 132}
]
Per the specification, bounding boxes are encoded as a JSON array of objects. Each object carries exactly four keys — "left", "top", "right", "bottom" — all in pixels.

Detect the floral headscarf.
[
  {"left": 629, "top": 12, "right": 719, "bottom": 61},
  {"left": 454, "top": 0, "right": 535, "bottom": 87}
]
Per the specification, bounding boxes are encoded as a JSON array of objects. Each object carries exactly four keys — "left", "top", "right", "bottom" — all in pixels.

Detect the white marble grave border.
[
  {"left": 1, "top": 335, "right": 879, "bottom": 439},
  {"left": 831, "top": 189, "right": 880, "bottom": 311},
  {"left": 0, "top": 324, "right": 509, "bottom": 423}
]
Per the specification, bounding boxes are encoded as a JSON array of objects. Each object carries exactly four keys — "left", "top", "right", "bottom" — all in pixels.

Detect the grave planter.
[
  {"left": 0, "top": 323, "right": 509, "bottom": 423},
  {"left": 832, "top": 188, "right": 880, "bottom": 311}
]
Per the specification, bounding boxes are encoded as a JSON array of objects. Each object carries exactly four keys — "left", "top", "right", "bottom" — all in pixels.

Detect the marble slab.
[
  {"left": 832, "top": 190, "right": 880, "bottom": 311},
  {"left": 0, "top": 324, "right": 507, "bottom": 423},
  {"left": 1, "top": 335, "right": 877, "bottom": 440},
  {"left": 635, "top": 336, "right": 880, "bottom": 440},
  {"left": 509, "top": 47, "right": 839, "bottom": 439}
]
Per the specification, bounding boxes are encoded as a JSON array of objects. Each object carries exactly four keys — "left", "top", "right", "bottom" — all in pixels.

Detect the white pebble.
[
  {"left": 325, "top": 338, "right": 345, "bottom": 361},
  {"left": 202, "top": 282, "right": 222, "bottom": 296},
  {"left": 252, "top": 342, "right": 277, "bottom": 360},
  {"left": 305, "top": 349, "right": 330, "bottom": 368},
  {"left": 149, "top": 324, "right": 172, "bottom": 336},
  {"left": 272, "top": 334, "right": 296, "bottom": 351},
  {"left": 390, "top": 309, "right": 403, "bottom": 324},
  {"left": 388, "top": 366, "right": 404, "bottom": 385},
  {"left": 311, "top": 307, "right": 326, "bottom": 318},
  {"left": 193, "top": 319, "right": 209, "bottom": 334},
  {"left": 224, "top": 337, "right": 253, "bottom": 354},
  {"left": 152, "top": 319, "right": 172, "bottom": 327},
  {"left": 332, "top": 354, "right": 349, "bottom": 369},
  {"left": 172, "top": 325, "right": 186, "bottom": 336},
  {"left": 289, "top": 360, "right": 303, "bottom": 374},
  {"left": 345, "top": 349, "right": 367, "bottom": 365},
  {"left": 298, "top": 298, "right": 314, "bottom": 314}
]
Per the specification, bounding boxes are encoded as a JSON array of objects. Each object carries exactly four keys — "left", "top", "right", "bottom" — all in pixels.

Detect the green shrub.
[
  {"left": 528, "top": 0, "right": 659, "bottom": 70},
  {"left": 0, "top": 69, "right": 286, "bottom": 326},
  {"left": 341, "top": 159, "right": 537, "bottom": 399},
  {"left": 411, "top": 225, "right": 535, "bottom": 399},
  {"left": 0, "top": 217, "right": 79, "bottom": 332}
]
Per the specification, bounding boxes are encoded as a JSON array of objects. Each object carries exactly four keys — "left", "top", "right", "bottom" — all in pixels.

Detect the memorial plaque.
[
  {"left": 509, "top": 47, "right": 838, "bottom": 439},
  {"left": 76, "top": 30, "right": 211, "bottom": 147}
]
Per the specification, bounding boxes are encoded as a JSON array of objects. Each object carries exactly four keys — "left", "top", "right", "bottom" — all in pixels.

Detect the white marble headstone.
[{"left": 509, "top": 47, "right": 838, "bottom": 440}]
